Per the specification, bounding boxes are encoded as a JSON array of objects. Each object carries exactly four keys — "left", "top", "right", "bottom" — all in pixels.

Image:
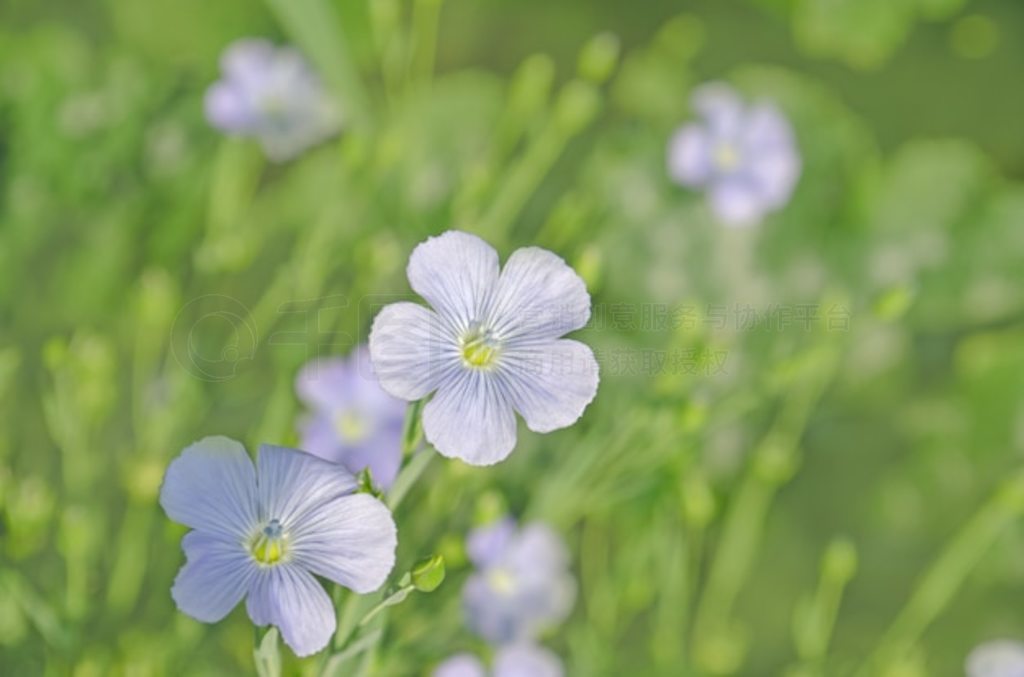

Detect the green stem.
[
  {"left": 692, "top": 340, "right": 840, "bottom": 674},
  {"left": 857, "top": 471, "right": 1024, "bottom": 675},
  {"left": 387, "top": 447, "right": 434, "bottom": 511},
  {"left": 409, "top": 0, "right": 443, "bottom": 90}
]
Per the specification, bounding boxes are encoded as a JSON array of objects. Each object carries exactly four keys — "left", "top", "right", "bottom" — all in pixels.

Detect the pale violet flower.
[
  {"left": 667, "top": 81, "right": 800, "bottom": 226},
  {"left": 160, "top": 437, "right": 396, "bottom": 656},
  {"left": 462, "top": 518, "right": 575, "bottom": 644},
  {"left": 369, "top": 231, "right": 599, "bottom": 465},
  {"left": 296, "top": 347, "right": 405, "bottom": 489},
  {"left": 205, "top": 38, "right": 341, "bottom": 161},
  {"left": 967, "top": 640, "right": 1024, "bottom": 677},
  {"left": 434, "top": 644, "right": 564, "bottom": 677}
]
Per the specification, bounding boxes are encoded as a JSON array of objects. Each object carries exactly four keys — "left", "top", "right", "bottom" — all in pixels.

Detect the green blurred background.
[{"left": 3, "top": 0, "right": 1024, "bottom": 675}]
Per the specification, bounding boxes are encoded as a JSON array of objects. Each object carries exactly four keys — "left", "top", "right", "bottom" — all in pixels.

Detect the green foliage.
[{"left": 2, "top": 0, "right": 1024, "bottom": 675}]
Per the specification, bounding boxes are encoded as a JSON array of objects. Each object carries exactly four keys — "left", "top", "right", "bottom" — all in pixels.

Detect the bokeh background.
[{"left": 3, "top": 0, "right": 1024, "bottom": 675}]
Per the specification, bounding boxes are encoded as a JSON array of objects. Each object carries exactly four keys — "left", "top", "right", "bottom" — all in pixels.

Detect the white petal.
[
  {"left": 691, "top": 81, "right": 744, "bottom": 137},
  {"left": 494, "top": 644, "right": 564, "bottom": 677},
  {"left": 171, "top": 531, "right": 255, "bottom": 623},
  {"left": 487, "top": 247, "right": 591, "bottom": 343},
  {"left": 708, "top": 179, "right": 765, "bottom": 227},
  {"left": 245, "top": 565, "right": 335, "bottom": 657},
  {"left": 500, "top": 339, "right": 599, "bottom": 434},
  {"left": 290, "top": 493, "right": 397, "bottom": 594},
  {"left": 295, "top": 357, "right": 352, "bottom": 411},
  {"left": 434, "top": 654, "right": 487, "bottom": 677},
  {"left": 407, "top": 231, "right": 500, "bottom": 329},
  {"left": 160, "top": 436, "right": 258, "bottom": 538},
  {"left": 256, "top": 444, "right": 358, "bottom": 527},
  {"left": 369, "top": 301, "right": 454, "bottom": 401},
  {"left": 667, "top": 124, "right": 712, "bottom": 187},
  {"left": 423, "top": 370, "right": 517, "bottom": 465}
]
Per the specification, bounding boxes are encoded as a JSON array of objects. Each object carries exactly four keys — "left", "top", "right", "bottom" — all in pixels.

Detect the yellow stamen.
[
  {"left": 487, "top": 568, "right": 517, "bottom": 596},
  {"left": 250, "top": 519, "right": 288, "bottom": 566},
  {"left": 334, "top": 410, "right": 369, "bottom": 443},
  {"left": 714, "top": 143, "right": 740, "bottom": 171},
  {"left": 460, "top": 326, "right": 501, "bottom": 369}
]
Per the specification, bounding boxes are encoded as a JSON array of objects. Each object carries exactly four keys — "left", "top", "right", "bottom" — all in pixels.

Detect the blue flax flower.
[
  {"left": 434, "top": 643, "right": 564, "bottom": 677},
  {"left": 462, "top": 518, "right": 575, "bottom": 644},
  {"left": 667, "top": 81, "right": 801, "bottom": 226},
  {"left": 160, "top": 437, "right": 396, "bottom": 656},
  {"left": 296, "top": 347, "right": 405, "bottom": 489},
  {"left": 369, "top": 231, "right": 599, "bottom": 465},
  {"left": 205, "top": 38, "right": 341, "bottom": 161}
]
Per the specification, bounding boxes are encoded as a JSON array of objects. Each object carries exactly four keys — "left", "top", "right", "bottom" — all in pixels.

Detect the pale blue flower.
[
  {"left": 160, "top": 437, "right": 396, "bottom": 656},
  {"left": 205, "top": 38, "right": 340, "bottom": 161},
  {"left": 296, "top": 347, "right": 405, "bottom": 489},
  {"left": 462, "top": 519, "right": 575, "bottom": 644},
  {"left": 369, "top": 231, "right": 599, "bottom": 465},
  {"left": 434, "top": 644, "right": 564, "bottom": 677},
  {"left": 667, "top": 81, "right": 801, "bottom": 226},
  {"left": 967, "top": 640, "right": 1024, "bottom": 677}
]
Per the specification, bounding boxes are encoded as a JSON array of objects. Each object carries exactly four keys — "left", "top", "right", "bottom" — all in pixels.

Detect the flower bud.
[
  {"left": 554, "top": 81, "right": 600, "bottom": 135},
  {"left": 410, "top": 554, "right": 446, "bottom": 593},
  {"left": 578, "top": 32, "right": 621, "bottom": 84}
]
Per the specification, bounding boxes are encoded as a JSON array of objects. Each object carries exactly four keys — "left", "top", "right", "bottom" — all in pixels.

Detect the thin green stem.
[
  {"left": 387, "top": 447, "right": 434, "bottom": 511},
  {"left": 857, "top": 471, "right": 1024, "bottom": 676}
]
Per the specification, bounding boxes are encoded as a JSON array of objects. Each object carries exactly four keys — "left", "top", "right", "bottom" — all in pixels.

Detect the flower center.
[
  {"left": 487, "top": 567, "right": 518, "bottom": 596},
  {"left": 250, "top": 518, "right": 288, "bottom": 566},
  {"left": 334, "top": 409, "right": 369, "bottom": 444},
  {"left": 459, "top": 324, "right": 501, "bottom": 370},
  {"left": 713, "top": 143, "right": 741, "bottom": 172}
]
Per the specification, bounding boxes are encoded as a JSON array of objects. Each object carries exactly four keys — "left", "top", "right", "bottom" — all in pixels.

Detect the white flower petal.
[
  {"left": 691, "top": 81, "right": 744, "bottom": 138},
  {"left": 369, "top": 301, "right": 454, "bottom": 401},
  {"left": 246, "top": 565, "right": 335, "bottom": 657},
  {"left": 160, "top": 436, "right": 258, "bottom": 538},
  {"left": 708, "top": 179, "right": 765, "bottom": 227},
  {"left": 500, "top": 339, "right": 598, "bottom": 433},
  {"left": 487, "top": 247, "right": 591, "bottom": 343},
  {"left": 407, "top": 231, "right": 500, "bottom": 329},
  {"left": 290, "top": 493, "right": 397, "bottom": 594},
  {"left": 668, "top": 124, "right": 712, "bottom": 187},
  {"left": 171, "top": 531, "right": 256, "bottom": 623},
  {"left": 423, "top": 371, "right": 517, "bottom": 465},
  {"left": 966, "top": 640, "right": 1024, "bottom": 677},
  {"left": 434, "top": 654, "right": 487, "bottom": 677},
  {"left": 494, "top": 644, "right": 564, "bottom": 677},
  {"left": 256, "top": 444, "right": 358, "bottom": 527}
]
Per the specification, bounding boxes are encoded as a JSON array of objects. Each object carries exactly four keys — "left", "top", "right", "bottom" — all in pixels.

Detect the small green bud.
[
  {"left": 410, "top": 554, "right": 446, "bottom": 593},
  {"left": 682, "top": 472, "right": 715, "bottom": 528},
  {"left": 873, "top": 285, "right": 914, "bottom": 321},
  {"left": 510, "top": 54, "right": 556, "bottom": 116},
  {"left": 474, "top": 490, "right": 508, "bottom": 526},
  {"left": 573, "top": 244, "right": 602, "bottom": 292},
  {"left": 823, "top": 538, "right": 858, "bottom": 583},
  {"left": 554, "top": 81, "right": 601, "bottom": 135},
  {"left": 754, "top": 440, "right": 798, "bottom": 485},
  {"left": 578, "top": 32, "right": 621, "bottom": 84}
]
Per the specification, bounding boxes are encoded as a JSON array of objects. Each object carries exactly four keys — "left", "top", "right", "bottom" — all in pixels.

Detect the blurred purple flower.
[
  {"left": 434, "top": 644, "right": 563, "bottom": 677},
  {"left": 462, "top": 519, "right": 575, "bottom": 645},
  {"left": 296, "top": 347, "right": 406, "bottom": 490},
  {"left": 967, "top": 640, "right": 1024, "bottom": 677},
  {"left": 667, "top": 81, "right": 801, "bottom": 227},
  {"left": 205, "top": 38, "right": 340, "bottom": 161}
]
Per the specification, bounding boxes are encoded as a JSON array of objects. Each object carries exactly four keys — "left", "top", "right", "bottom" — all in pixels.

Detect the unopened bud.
[
  {"left": 578, "top": 32, "right": 621, "bottom": 84},
  {"left": 410, "top": 554, "right": 446, "bottom": 593}
]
